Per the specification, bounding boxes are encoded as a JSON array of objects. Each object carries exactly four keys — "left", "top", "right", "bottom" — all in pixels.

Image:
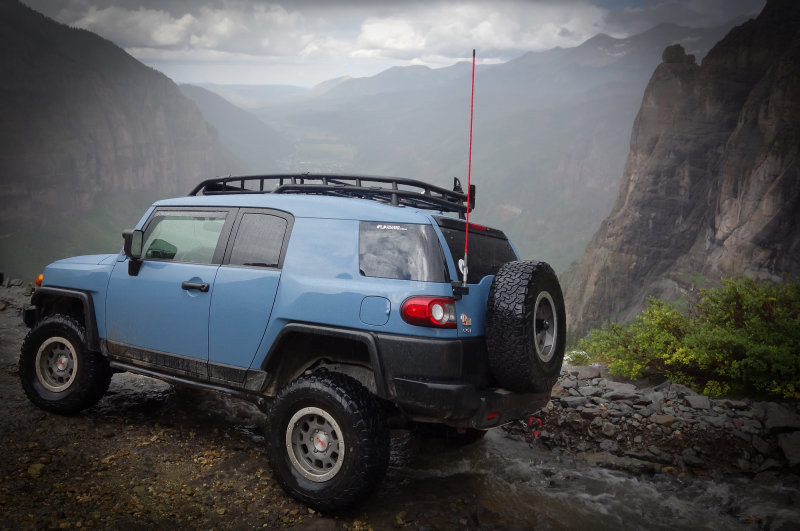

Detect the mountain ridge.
[
  {"left": 0, "top": 0, "right": 230, "bottom": 277},
  {"left": 561, "top": 0, "right": 800, "bottom": 339}
]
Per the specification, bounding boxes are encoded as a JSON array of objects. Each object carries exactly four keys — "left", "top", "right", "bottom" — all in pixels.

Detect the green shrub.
[{"left": 578, "top": 277, "right": 800, "bottom": 399}]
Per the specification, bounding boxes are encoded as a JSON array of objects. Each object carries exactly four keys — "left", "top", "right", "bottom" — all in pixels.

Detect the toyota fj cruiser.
[{"left": 20, "top": 174, "right": 565, "bottom": 511}]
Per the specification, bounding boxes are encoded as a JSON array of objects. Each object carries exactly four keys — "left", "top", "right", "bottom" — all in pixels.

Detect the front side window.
[
  {"left": 142, "top": 211, "right": 227, "bottom": 264},
  {"left": 228, "top": 213, "right": 288, "bottom": 268},
  {"left": 359, "top": 222, "right": 447, "bottom": 282}
]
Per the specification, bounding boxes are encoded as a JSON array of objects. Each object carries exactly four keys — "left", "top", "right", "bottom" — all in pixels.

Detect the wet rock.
[
  {"left": 763, "top": 403, "right": 800, "bottom": 433},
  {"left": 700, "top": 415, "right": 727, "bottom": 429},
  {"left": 565, "top": 411, "right": 584, "bottom": 428},
  {"left": 731, "top": 430, "right": 751, "bottom": 442},
  {"left": 575, "top": 440, "right": 591, "bottom": 452},
  {"left": 577, "top": 366, "right": 602, "bottom": 380},
  {"left": 653, "top": 415, "right": 676, "bottom": 427},
  {"left": 740, "top": 419, "right": 762, "bottom": 434},
  {"left": 778, "top": 432, "right": 800, "bottom": 469},
  {"left": 580, "top": 408, "right": 603, "bottom": 419},
  {"left": 752, "top": 436, "right": 771, "bottom": 455},
  {"left": 601, "top": 422, "right": 616, "bottom": 437},
  {"left": 581, "top": 451, "right": 658, "bottom": 474},
  {"left": 757, "top": 459, "right": 784, "bottom": 472},
  {"left": 684, "top": 395, "right": 711, "bottom": 410},
  {"left": 561, "top": 379, "right": 578, "bottom": 389},
  {"left": 722, "top": 399, "right": 750, "bottom": 410},
  {"left": 668, "top": 384, "right": 695, "bottom": 398},
  {"left": 613, "top": 402, "right": 635, "bottom": 414},
  {"left": 599, "top": 439, "right": 619, "bottom": 453},
  {"left": 603, "top": 390, "right": 639, "bottom": 401},
  {"left": 578, "top": 386, "right": 603, "bottom": 397},
  {"left": 561, "top": 396, "right": 587, "bottom": 408},
  {"left": 681, "top": 448, "right": 705, "bottom": 467},
  {"left": 653, "top": 381, "right": 671, "bottom": 393},
  {"left": 550, "top": 385, "right": 570, "bottom": 399},
  {"left": 603, "top": 381, "right": 637, "bottom": 393},
  {"left": 648, "top": 445, "right": 662, "bottom": 456}
]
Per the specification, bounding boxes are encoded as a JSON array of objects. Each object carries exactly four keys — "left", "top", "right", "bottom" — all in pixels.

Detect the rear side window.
[
  {"left": 359, "top": 223, "right": 447, "bottom": 282},
  {"left": 436, "top": 217, "right": 517, "bottom": 284},
  {"left": 229, "top": 213, "right": 287, "bottom": 268}
]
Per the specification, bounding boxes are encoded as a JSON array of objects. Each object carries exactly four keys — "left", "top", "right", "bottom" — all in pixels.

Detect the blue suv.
[{"left": 20, "top": 174, "right": 565, "bottom": 511}]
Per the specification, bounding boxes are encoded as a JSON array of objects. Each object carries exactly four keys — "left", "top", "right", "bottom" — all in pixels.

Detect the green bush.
[{"left": 578, "top": 277, "right": 800, "bottom": 399}]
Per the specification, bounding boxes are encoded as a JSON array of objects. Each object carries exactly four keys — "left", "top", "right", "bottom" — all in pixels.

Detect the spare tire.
[{"left": 485, "top": 260, "right": 566, "bottom": 393}]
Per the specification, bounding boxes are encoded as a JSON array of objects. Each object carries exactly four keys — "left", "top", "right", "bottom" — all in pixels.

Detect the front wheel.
[
  {"left": 266, "top": 372, "right": 389, "bottom": 512},
  {"left": 19, "top": 314, "right": 112, "bottom": 414}
]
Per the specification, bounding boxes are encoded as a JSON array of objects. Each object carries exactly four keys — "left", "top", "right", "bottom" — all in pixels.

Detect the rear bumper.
[
  {"left": 375, "top": 333, "right": 551, "bottom": 428},
  {"left": 391, "top": 377, "right": 550, "bottom": 428}
]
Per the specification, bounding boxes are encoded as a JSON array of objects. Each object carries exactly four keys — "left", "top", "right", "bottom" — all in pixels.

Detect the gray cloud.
[{"left": 21, "top": 0, "right": 766, "bottom": 86}]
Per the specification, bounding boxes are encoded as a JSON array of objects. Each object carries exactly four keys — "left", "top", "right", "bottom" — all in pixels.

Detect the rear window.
[
  {"left": 359, "top": 223, "right": 447, "bottom": 282},
  {"left": 436, "top": 217, "right": 517, "bottom": 284}
]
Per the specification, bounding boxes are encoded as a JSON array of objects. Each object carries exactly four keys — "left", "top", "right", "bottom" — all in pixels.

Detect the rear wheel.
[
  {"left": 266, "top": 372, "right": 389, "bottom": 512},
  {"left": 19, "top": 314, "right": 111, "bottom": 414},
  {"left": 486, "top": 261, "right": 566, "bottom": 393}
]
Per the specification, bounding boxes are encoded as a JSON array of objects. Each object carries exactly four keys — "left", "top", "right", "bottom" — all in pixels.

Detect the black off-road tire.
[
  {"left": 266, "top": 372, "right": 389, "bottom": 513},
  {"left": 19, "top": 314, "right": 112, "bottom": 414},
  {"left": 486, "top": 261, "right": 566, "bottom": 393}
]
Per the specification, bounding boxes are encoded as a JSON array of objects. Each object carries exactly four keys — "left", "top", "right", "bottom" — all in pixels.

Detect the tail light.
[
  {"left": 35, "top": 273, "right": 43, "bottom": 287},
  {"left": 401, "top": 296, "right": 457, "bottom": 328}
]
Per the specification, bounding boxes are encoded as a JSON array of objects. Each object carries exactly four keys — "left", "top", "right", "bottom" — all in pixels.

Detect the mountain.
[
  {"left": 561, "top": 0, "right": 800, "bottom": 339},
  {"left": 250, "top": 17, "right": 749, "bottom": 271},
  {"left": 0, "top": 1, "right": 230, "bottom": 278},
  {"left": 180, "top": 84, "right": 293, "bottom": 173},
  {"left": 313, "top": 63, "right": 473, "bottom": 99},
  {"left": 196, "top": 83, "right": 309, "bottom": 109}
]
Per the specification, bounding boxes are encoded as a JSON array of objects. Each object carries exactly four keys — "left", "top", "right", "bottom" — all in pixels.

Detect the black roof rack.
[{"left": 188, "top": 174, "right": 475, "bottom": 216}]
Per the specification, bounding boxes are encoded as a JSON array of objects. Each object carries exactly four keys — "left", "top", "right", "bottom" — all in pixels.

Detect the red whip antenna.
[{"left": 462, "top": 49, "right": 476, "bottom": 287}]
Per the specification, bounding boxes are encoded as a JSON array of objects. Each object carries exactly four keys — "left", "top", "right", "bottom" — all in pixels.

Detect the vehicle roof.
[{"left": 152, "top": 193, "right": 447, "bottom": 223}]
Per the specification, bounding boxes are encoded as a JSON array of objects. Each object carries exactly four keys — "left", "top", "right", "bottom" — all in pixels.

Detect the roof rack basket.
[{"left": 189, "top": 174, "right": 475, "bottom": 217}]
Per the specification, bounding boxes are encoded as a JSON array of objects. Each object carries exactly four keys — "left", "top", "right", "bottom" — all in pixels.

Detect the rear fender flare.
[{"left": 262, "top": 323, "right": 387, "bottom": 397}]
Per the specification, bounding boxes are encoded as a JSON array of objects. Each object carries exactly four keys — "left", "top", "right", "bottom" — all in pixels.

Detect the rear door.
[
  {"left": 434, "top": 216, "right": 518, "bottom": 336},
  {"left": 207, "top": 209, "right": 292, "bottom": 381}
]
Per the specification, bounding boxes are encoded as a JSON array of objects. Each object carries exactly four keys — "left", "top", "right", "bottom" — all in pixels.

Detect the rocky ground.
[
  {"left": 1, "top": 281, "right": 799, "bottom": 529},
  {"left": 535, "top": 365, "right": 800, "bottom": 478}
]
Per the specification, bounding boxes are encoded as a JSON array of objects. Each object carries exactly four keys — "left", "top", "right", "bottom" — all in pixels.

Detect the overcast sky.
[{"left": 22, "top": 0, "right": 765, "bottom": 87}]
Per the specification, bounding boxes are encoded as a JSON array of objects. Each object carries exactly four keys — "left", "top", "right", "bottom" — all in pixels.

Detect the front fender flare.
[{"left": 27, "top": 287, "right": 100, "bottom": 352}]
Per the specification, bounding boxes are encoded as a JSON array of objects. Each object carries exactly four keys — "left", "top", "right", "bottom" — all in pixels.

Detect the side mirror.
[
  {"left": 122, "top": 229, "right": 143, "bottom": 260},
  {"left": 122, "top": 229, "right": 144, "bottom": 276}
]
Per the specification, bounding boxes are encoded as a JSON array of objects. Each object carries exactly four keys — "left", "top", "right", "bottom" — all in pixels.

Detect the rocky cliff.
[
  {"left": 0, "top": 1, "right": 227, "bottom": 230},
  {"left": 562, "top": 0, "right": 800, "bottom": 339}
]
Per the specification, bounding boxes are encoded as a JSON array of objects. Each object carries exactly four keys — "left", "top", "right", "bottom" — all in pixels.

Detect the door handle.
[{"left": 181, "top": 281, "right": 209, "bottom": 292}]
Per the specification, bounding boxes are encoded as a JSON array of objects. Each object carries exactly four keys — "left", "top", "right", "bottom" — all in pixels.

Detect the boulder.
[
  {"left": 684, "top": 395, "right": 711, "bottom": 410},
  {"left": 778, "top": 432, "right": 800, "bottom": 469},
  {"left": 762, "top": 403, "right": 800, "bottom": 432}
]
